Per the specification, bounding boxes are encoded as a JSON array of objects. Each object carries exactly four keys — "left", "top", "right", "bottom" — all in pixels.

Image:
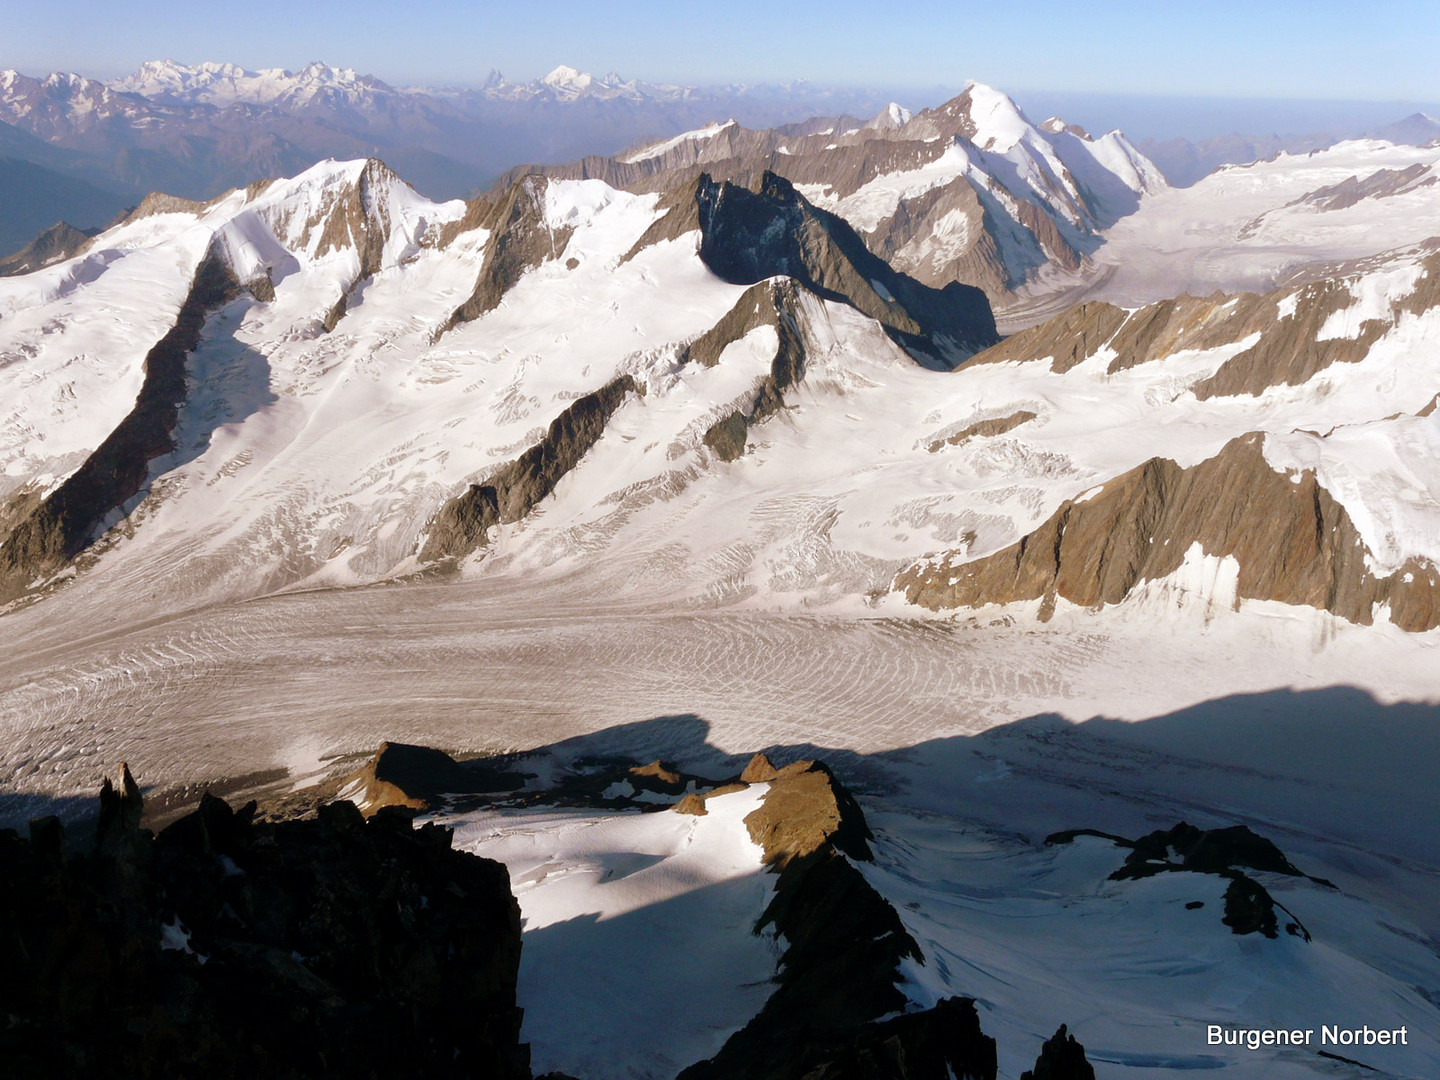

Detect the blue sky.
[{"left": 6, "top": 0, "right": 1438, "bottom": 103}]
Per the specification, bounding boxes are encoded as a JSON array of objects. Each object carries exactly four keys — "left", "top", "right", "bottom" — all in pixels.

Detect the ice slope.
[
  {"left": 862, "top": 823, "right": 1440, "bottom": 1079},
  {"left": 0, "top": 211, "right": 213, "bottom": 505},
  {"left": 620, "top": 119, "right": 737, "bottom": 163}
]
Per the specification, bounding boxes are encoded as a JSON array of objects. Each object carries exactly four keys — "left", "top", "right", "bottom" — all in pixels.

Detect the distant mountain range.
[
  {"left": 0, "top": 59, "right": 905, "bottom": 255},
  {"left": 2, "top": 59, "right": 1438, "bottom": 260}
]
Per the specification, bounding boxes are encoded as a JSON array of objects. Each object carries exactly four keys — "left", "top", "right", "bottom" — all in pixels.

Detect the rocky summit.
[{"left": 0, "top": 768, "right": 528, "bottom": 1079}]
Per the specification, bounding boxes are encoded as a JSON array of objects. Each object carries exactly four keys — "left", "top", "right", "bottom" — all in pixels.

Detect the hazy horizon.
[
  {"left": 3, "top": 50, "right": 1437, "bottom": 144},
  {"left": 7, "top": 0, "right": 1438, "bottom": 106}
]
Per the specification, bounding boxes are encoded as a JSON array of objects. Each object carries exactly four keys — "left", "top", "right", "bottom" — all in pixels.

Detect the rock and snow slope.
[
  {"left": 1, "top": 155, "right": 1439, "bottom": 643},
  {"left": 503, "top": 81, "right": 1167, "bottom": 304},
  {"left": 0, "top": 158, "right": 999, "bottom": 614},
  {"left": 1028, "top": 139, "right": 1440, "bottom": 312}
]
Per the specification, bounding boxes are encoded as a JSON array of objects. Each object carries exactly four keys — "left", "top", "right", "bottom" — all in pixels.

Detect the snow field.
[
  {"left": 449, "top": 785, "right": 778, "bottom": 1080},
  {"left": 1069, "top": 141, "right": 1440, "bottom": 306}
]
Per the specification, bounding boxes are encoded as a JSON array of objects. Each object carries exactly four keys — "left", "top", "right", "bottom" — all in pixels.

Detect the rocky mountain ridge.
[{"left": 496, "top": 81, "right": 1167, "bottom": 305}]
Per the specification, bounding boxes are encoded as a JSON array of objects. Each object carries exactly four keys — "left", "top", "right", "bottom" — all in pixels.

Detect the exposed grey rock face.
[
  {"left": 0, "top": 251, "right": 245, "bottom": 603},
  {"left": 684, "top": 171, "right": 997, "bottom": 367},
  {"left": 1290, "top": 162, "right": 1436, "bottom": 212},
  {"left": 928, "top": 409, "right": 1038, "bottom": 452},
  {"left": 895, "top": 433, "right": 1440, "bottom": 630},
  {"left": 866, "top": 177, "right": 1014, "bottom": 295},
  {"left": 0, "top": 220, "right": 98, "bottom": 276},
  {"left": 419, "top": 375, "right": 638, "bottom": 562},
  {"left": 439, "top": 175, "right": 574, "bottom": 334}
]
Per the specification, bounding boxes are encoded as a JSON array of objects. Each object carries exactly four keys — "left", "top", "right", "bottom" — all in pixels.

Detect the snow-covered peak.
[
  {"left": 108, "top": 59, "right": 394, "bottom": 108},
  {"left": 542, "top": 65, "right": 595, "bottom": 95},
  {"left": 958, "top": 81, "right": 1035, "bottom": 153},
  {"left": 479, "top": 65, "right": 686, "bottom": 104},
  {"left": 214, "top": 157, "right": 464, "bottom": 276},
  {"left": 867, "top": 102, "right": 913, "bottom": 131},
  {"left": 0, "top": 68, "right": 132, "bottom": 124},
  {"left": 41, "top": 71, "right": 93, "bottom": 91}
]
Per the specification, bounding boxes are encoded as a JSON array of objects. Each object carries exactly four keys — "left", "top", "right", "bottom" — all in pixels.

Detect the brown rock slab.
[
  {"left": 629, "top": 760, "right": 684, "bottom": 788},
  {"left": 896, "top": 432, "right": 1440, "bottom": 631},
  {"left": 674, "top": 793, "right": 708, "bottom": 816},
  {"left": 420, "top": 374, "right": 638, "bottom": 562},
  {"left": 743, "top": 760, "right": 873, "bottom": 866},
  {"left": 739, "top": 752, "right": 779, "bottom": 783}
]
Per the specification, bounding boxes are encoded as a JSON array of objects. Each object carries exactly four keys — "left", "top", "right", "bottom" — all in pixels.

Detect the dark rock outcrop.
[
  {"left": 420, "top": 374, "right": 638, "bottom": 562},
  {"left": 688, "top": 279, "right": 810, "bottom": 461},
  {"left": 1108, "top": 822, "right": 1310, "bottom": 882},
  {"left": 440, "top": 175, "right": 574, "bottom": 333},
  {"left": 1222, "top": 876, "right": 1280, "bottom": 938},
  {"left": 680, "top": 758, "right": 997, "bottom": 1080},
  {"left": 795, "top": 997, "right": 998, "bottom": 1080},
  {"left": 0, "top": 767, "right": 530, "bottom": 1079},
  {"left": 0, "top": 250, "right": 244, "bottom": 602},
  {"left": 339, "top": 741, "right": 525, "bottom": 816},
  {"left": 0, "top": 220, "right": 99, "bottom": 276},
  {"left": 687, "top": 171, "right": 997, "bottom": 368},
  {"left": 928, "top": 409, "right": 1038, "bottom": 452},
  {"left": 896, "top": 432, "right": 1440, "bottom": 630},
  {"left": 1019, "top": 1025, "right": 1096, "bottom": 1080},
  {"left": 627, "top": 170, "right": 998, "bottom": 369},
  {"left": 1048, "top": 821, "right": 1323, "bottom": 941}
]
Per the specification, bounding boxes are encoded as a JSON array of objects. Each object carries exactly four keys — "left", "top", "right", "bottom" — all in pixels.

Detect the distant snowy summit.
[
  {"left": 101, "top": 59, "right": 731, "bottom": 108},
  {"left": 109, "top": 59, "right": 395, "bottom": 109},
  {"left": 518, "top": 80, "right": 1168, "bottom": 300}
]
